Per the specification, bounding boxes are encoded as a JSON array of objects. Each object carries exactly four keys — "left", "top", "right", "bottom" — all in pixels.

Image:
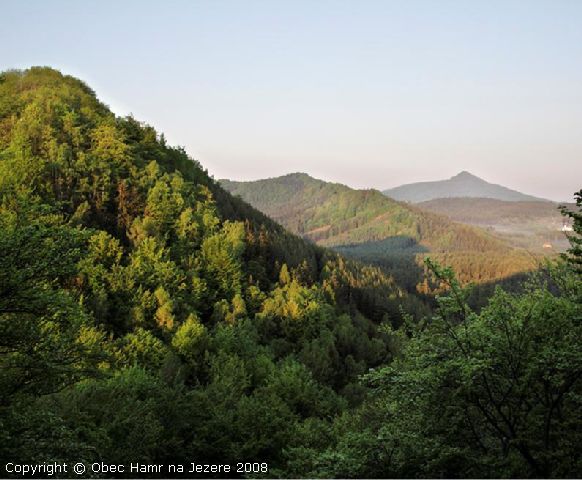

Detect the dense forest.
[
  {"left": 0, "top": 67, "right": 419, "bottom": 473},
  {"left": 1, "top": 68, "right": 581, "bottom": 478},
  {"left": 221, "top": 173, "right": 538, "bottom": 292}
]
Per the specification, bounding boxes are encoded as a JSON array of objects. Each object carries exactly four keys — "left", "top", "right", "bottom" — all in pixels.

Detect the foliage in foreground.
[{"left": 282, "top": 260, "right": 582, "bottom": 478}]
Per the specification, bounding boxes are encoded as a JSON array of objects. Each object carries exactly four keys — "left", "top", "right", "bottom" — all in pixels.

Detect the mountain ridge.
[
  {"left": 221, "top": 172, "right": 537, "bottom": 288},
  {"left": 222, "top": 172, "right": 500, "bottom": 249}
]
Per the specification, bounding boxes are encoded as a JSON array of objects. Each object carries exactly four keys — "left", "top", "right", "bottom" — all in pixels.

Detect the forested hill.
[
  {"left": 221, "top": 173, "right": 503, "bottom": 250},
  {"left": 221, "top": 173, "right": 537, "bottom": 288},
  {"left": 0, "top": 67, "right": 417, "bottom": 468},
  {"left": 383, "top": 170, "right": 546, "bottom": 202}
]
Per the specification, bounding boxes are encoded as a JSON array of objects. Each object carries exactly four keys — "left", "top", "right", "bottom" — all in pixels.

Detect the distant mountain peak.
[
  {"left": 452, "top": 170, "right": 479, "bottom": 179},
  {"left": 285, "top": 172, "right": 311, "bottom": 178},
  {"left": 383, "top": 172, "right": 546, "bottom": 203}
]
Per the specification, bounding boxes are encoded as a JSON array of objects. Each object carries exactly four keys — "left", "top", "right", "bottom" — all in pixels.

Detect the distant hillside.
[
  {"left": 419, "top": 197, "right": 573, "bottom": 252},
  {"left": 221, "top": 173, "right": 537, "bottom": 289},
  {"left": 383, "top": 171, "right": 546, "bottom": 203},
  {"left": 221, "top": 173, "right": 498, "bottom": 249}
]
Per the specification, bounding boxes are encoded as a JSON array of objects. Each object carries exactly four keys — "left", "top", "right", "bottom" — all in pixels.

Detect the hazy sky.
[{"left": 2, "top": 0, "right": 581, "bottom": 201}]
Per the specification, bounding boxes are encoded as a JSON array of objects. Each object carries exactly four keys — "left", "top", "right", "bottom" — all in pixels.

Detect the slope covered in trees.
[
  {"left": 0, "top": 67, "right": 420, "bottom": 470},
  {"left": 221, "top": 173, "right": 537, "bottom": 290}
]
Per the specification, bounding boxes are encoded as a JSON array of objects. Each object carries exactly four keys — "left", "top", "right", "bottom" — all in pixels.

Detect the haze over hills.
[
  {"left": 419, "top": 197, "right": 573, "bottom": 252},
  {"left": 383, "top": 171, "right": 547, "bottom": 203},
  {"left": 221, "top": 173, "right": 537, "bottom": 288}
]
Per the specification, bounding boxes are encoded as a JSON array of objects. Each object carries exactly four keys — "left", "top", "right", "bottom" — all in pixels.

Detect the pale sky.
[{"left": 2, "top": 0, "right": 581, "bottom": 201}]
